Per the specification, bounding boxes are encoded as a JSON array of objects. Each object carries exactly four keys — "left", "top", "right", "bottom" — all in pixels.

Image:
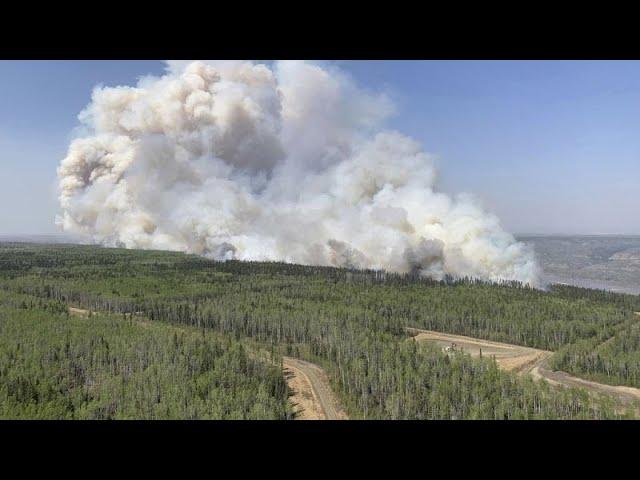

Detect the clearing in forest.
[
  {"left": 408, "top": 327, "right": 640, "bottom": 408},
  {"left": 406, "top": 327, "right": 551, "bottom": 373}
]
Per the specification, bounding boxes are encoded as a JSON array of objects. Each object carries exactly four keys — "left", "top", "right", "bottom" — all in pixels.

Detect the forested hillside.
[{"left": 1, "top": 243, "right": 638, "bottom": 419}]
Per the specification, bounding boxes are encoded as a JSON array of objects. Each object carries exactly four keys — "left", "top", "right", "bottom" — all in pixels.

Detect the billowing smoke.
[{"left": 56, "top": 60, "right": 538, "bottom": 285}]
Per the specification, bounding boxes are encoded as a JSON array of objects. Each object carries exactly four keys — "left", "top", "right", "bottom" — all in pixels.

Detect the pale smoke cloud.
[{"left": 56, "top": 60, "right": 539, "bottom": 285}]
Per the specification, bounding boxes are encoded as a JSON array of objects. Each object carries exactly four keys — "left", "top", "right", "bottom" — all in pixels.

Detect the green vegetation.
[
  {"left": 0, "top": 242, "right": 638, "bottom": 419},
  {"left": 550, "top": 321, "right": 640, "bottom": 388},
  {"left": 0, "top": 292, "right": 289, "bottom": 419}
]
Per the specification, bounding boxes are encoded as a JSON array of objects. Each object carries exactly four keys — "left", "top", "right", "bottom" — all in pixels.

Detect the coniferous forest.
[{"left": 1, "top": 242, "right": 639, "bottom": 419}]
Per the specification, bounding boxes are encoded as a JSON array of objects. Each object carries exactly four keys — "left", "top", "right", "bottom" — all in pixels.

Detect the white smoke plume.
[{"left": 56, "top": 60, "right": 539, "bottom": 285}]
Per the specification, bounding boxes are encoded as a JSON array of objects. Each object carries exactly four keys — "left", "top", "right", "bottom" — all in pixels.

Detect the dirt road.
[
  {"left": 530, "top": 363, "right": 640, "bottom": 407},
  {"left": 408, "top": 327, "right": 640, "bottom": 408},
  {"left": 406, "top": 327, "right": 552, "bottom": 373},
  {"left": 283, "top": 357, "right": 348, "bottom": 420}
]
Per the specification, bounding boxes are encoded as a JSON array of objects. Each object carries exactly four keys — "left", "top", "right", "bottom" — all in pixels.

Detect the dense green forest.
[
  {"left": 0, "top": 243, "right": 639, "bottom": 419},
  {"left": 0, "top": 291, "right": 289, "bottom": 419},
  {"left": 550, "top": 321, "right": 640, "bottom": 388}
]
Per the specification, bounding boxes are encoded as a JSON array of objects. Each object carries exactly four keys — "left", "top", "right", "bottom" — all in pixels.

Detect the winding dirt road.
[
  {"left": 406, "top": 327, "right": 552, "bottom": 373},
  {"left": 530, "top": 363, "right": 640, "bottom": 406},
  {"left": 283, "top": 357, "right": 348, "bottom": 420},
  {"left": 408, "top": 327, "right": 640, "bottom": 408}
]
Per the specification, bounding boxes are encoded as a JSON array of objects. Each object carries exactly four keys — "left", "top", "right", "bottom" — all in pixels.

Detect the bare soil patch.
[
  {"left": 283, "top": 360, "right": 325, "bottom": 420},
  {"left": 530, "top": 362, "right": 640, "bottom": 407},
  {"left": 68, "top": 306, "right": 90, "bottom": 317},
  {"left": 283, "top": 357, "right": 348, "bottom": 420},
  {"left": 406, "top": 327, "right": 552, "bottom": 373},
  {"left": 409, "top": 327, "right": 640, "bottom": 409}
]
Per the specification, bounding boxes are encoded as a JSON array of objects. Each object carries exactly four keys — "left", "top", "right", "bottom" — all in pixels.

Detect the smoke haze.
[{"left": 56, "top": 60, "right": 538, "bottom": 284}]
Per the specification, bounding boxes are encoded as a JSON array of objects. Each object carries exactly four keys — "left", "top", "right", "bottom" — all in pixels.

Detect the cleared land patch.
[
  {"left": 283, "top": 357, "right": 348, "bottom": 420},
  {"left": 69, "top": 306, "right": 90, "bottom": 317},
  {"left": 409, "top": 327, "right": 640, "bottom": 408},
  {"left": 530, "top": 364, "right": 640, "bottom": 407},
  {"left": 407, "top": 327, "right": 552, "bottom": 373}
]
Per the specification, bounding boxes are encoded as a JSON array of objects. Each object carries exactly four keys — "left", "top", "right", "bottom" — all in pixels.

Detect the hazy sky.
[{"left": 1, "top": 60, "right": 638, "bottom": 235}]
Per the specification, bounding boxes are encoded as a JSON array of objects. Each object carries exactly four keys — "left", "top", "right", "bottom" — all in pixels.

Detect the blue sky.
[{"left": 1, "top": 60, "right": 638, "bottom": 235}]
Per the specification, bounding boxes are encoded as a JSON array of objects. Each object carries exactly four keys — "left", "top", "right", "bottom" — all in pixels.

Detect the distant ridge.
[
  {"left": 518, "top": 235, "right": 640, "bottom": 296},
  {"left": 516, "top": 233, "right": 640, "bottom": 238},
  {"left": 0, "top": 234, "right": 91, "bottom": 244}
]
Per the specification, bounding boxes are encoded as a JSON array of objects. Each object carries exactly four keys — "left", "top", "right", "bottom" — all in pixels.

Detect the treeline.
[
  {"left": 549, "top": 284, "right": 640, "bottom": 312},
  {"left": 8, "top": 253, "right": 632, "bottom": 352}
]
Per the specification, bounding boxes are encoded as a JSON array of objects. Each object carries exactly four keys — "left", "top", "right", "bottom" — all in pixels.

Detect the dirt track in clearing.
[
  {"left": 283, "top": 357, "right": 348, "bottom": 420},
  {"left": 408, "top": 327, "right": 640, "bottom": 408},
  {"left": 530, "top": 363, "right": 640, "bottom": 406},
  {"left": 406, "top": 327, "right": 552, "bottom": 373}
]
